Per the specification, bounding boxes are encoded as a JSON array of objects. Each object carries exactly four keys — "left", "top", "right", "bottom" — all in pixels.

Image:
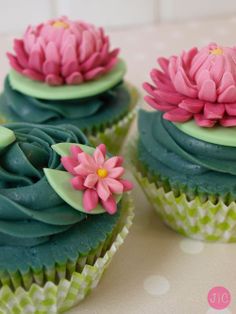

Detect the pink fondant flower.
[
  {"left": 61, "top": 144, "right": 133, "bottom": 214},
  {"left": 144, "top": 43, "right": 236, "bottom": 127},
  {"left": 7, "top": 16, "right": 119, "bottom": 86}
]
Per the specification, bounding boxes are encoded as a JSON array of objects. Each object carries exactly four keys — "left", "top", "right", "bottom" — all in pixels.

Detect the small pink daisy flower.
[{"left": 61, "top": 144, "right": 133, "bottom": 214}]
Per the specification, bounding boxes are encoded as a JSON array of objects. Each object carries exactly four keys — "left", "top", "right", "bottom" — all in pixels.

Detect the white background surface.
[{"left": 1, "top": 0, "right": 236, "bottom": 32}]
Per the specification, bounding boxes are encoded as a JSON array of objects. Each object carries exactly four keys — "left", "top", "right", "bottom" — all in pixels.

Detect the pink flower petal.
[
  {"left": 94, "top": 147, "right": 105, "bottom": 166},
  {"left": 62, "top": 61, "right": 80, "bottom": 77},
  {"left": 70, "top": 145, "right": 83, "bottom": 160},
  {"left": 84, "top": 173, "right": 98, "bottom": 189},
  {"left": 7, "top": 53, "right": 24, "bottom": 73},
  {"left": 144, "top": 95, "right": 176, "bottom": 111},
  {"left": 103, "top": 177, "right": 123, "bottom": 194},
  {"left": 220, "top": 116, "right": 236, "bottom": 127},
  {"left": 178, "top": 99, "right": 204, "bottom": 113},
  {"left": 61, "top": 156, "right": 78, "bottom": 175},
  {"left": 28, "top": 49, "right": 44, "bottom": 73},
  {"left": 157, "top": 57, "right": 169, "bottom": 74},
  {"left": 22, "top": 69, "right": 44, "bottom": 81},
  {"left": 156, "top": 90, "right": 184, "bottom": 105},
  {"left": 84, "top": 67, "right": 105, "bottom": 81},
  {"left": 189, "top": 49, "right": 208, "bottom": 79},
  {"left": 218, "top": 72, "right": 235, "bottom": 94},
  {"left": 97, "top": 180, "right": 110, "bottom": 201},
  {"left": 218, "top": 85, "right": 236, "bottom": 103},
  {"left": 210, "top": 56, "right": 224, "bottom": 84},
  {"left": 163, "top": 108, "right": 193, "bottom": 122},
  {"left": 71, "top": 176, "right": 85, "bottom": 190},
  {"left": 74, "top": 164, "right": 92, "bottom": 176},
  {"left": 109, "top": 167, "right": 124, "bottom": 179},
  {"left": 97, "top": 144, "right": 106, "bottom": 157},
  {"left": 194, "top": 114, "right": 216, "bottom": 127},
  {"left": 45, "top": 42, "right": 60, "bottom": 63},
  {"left": 225, "top": 104, "right": 236, "bottom": 116},
  {"left": 43, "top": 60, "right": 60, "bottom": 76},
  {"left": 66, "top": 72, "right": 83, "bottom": 85},
  {"left": 150, "top": 69, "right": 174, "bottom": 92},
  {"left": 116, "top": 156, "right": 124, "bottom": 167},
  {"left": 104, "top": 156, "right": 120, "bottom": 170},
  {"left": 45, "top": 74, "right": 63, "bottom": 86},
  {"left": 77, "top": 152, "right": 96, "bottom": 171},
  {"left": 104, "top": 56, "right": 118, "bottom": 73},
  {"left": 173, "top": 69, "right": 197, "bottom": 98},
  {"left": 62, "top": 44, "right": 77, "bottom": 66},
  {"left": 119, "top": 179, "right": 134, "bottom": 192},
  {"left": 83, "top": 189, "right": 99, "bottom": 212},
  {"left": 79, "top": 30, "right": 95, "bottom": 63},
  {"left": 198, "top": 79, "right": 217, "bottom": 102},
  {"left": 80, "top": 52, "right": 100, "bottom": 72},
  {"left": 101, "top": 196, "right": 117, "bottom": 215},
  {"left": 108, "top": 48, "right": 120, "bottom": 59},
  {"left": 204, "top": 103, "right": 225, "bottom": 119},
  {"left": 13, "top": 39, "right": 28, "bottom": 68}
]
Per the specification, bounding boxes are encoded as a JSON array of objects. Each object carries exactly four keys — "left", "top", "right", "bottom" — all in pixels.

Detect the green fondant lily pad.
[
  {"left": 45, "top": 143, "right": 122, "bottom": 214},
  {"left": 175, "top": 120, "right": 236, "bottom": 147},
  {"left": 9, "top": 59, "right": 126, "bottom": 100},
  {"left": 0, "top": 126, "right": 16, "bottom": 151}
]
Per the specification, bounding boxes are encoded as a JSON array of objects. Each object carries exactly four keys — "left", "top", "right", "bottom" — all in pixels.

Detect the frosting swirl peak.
[{"left": 0, "top": 123, "right": 88, "bottom": 246}]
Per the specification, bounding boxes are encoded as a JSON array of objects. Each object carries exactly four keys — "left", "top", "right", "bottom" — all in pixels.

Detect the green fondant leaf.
[
  {"left": 0, "top": 126, "right": 16, "bottom": 151},
  {"left": 51, "top": 143, "right": 94, "bottom": 157},
  {"left": 44, "top": 169, "right": 122, "bottom": 215}
]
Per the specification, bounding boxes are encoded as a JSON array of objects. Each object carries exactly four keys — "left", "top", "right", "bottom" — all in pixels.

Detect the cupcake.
[
  {"left": 0, "top": 123, "right": 133, "bottom": 312},
  {"left": 0, "top": 16, "right": 138, "bottom": 154},
  {"left": 132, "top": 43, "right": 236, "bottom": 242}
]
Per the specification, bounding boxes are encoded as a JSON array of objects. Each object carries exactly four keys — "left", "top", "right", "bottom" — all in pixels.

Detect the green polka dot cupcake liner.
[
  {"left": 0, "top": 195, "right": 134, "bottom": 314},
  {"left": 128, "top": 142, "right": 236, "bottom": 243},
  {"left": 88, "top": 84, "right": 139, "bottom": 155}
]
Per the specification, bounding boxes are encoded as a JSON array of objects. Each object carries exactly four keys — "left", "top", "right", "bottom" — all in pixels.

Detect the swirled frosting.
[
  {"left": 0, "top": 123, "right": 89, "bottom": 247},
  {"left": 138, "top": 110, "right": 236, "bottom": 197},
  {"left": 0, "top": 78, "right": 130, "bottom": 131}
]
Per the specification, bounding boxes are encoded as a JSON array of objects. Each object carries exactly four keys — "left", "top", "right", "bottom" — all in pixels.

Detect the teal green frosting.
[
  {"left": 0, "top": 78, "right": 130, "bottom": 132},
  {"left": 138, "top": 110, "right": 236, "bottom": 197},
  {"left": 0, "top": 123, "right": 121, "bottom": 273}
]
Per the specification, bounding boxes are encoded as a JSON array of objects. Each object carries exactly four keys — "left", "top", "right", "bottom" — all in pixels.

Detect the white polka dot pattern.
[{"left": 143, "top": 275, "right": 170, "bottom": 296}]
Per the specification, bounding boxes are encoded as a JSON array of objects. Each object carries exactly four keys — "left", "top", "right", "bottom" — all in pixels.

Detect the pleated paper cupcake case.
[
  {"left": 128, "top": 141, "right": 236, "bottom": 242},
  {"left": 0, "top": 195, "right": 134, "bottom": 314}
]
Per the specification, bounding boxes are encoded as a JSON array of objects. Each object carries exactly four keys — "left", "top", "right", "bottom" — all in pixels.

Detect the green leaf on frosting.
[
  {"left": 44, "top": 143, "right": 122, "bottom": 214},
  {"left": 44, "top": 169, "right": 122, "bottom": 214},
  {"left": 51, "top": 143, "right": 93, "bottom": 157},
  {"left": 0, "top": 126, "right": 16, "bottom": 151}
]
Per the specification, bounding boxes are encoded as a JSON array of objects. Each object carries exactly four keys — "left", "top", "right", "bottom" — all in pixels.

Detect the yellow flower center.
[
  {"left": 52, "top": 21, "right": 69, "bottom": 29},
  {"left": 210, "top": 47, "right": 223, "bottom": 55},
  {"left": 97, "top": 168, "right": 108, "bottom": 178}
]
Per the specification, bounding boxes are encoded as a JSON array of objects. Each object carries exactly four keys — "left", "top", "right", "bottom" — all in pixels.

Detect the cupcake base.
[
  {"left": 0, "top": 195, "right": 134, "bottom": 313},
  {"left": 129, "top": 142, "right": 236, "bottom": 243}
]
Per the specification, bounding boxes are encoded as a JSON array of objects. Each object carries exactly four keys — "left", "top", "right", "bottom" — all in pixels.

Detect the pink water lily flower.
[
  {"left": 7, "top": 16, "right": 119, "bottom": 86},
  {"left": 61, "top": 144, "right": 133, "bottom": 214},
  {"left": 144, "top": 43, "right": 236, "bottom": 127}
]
